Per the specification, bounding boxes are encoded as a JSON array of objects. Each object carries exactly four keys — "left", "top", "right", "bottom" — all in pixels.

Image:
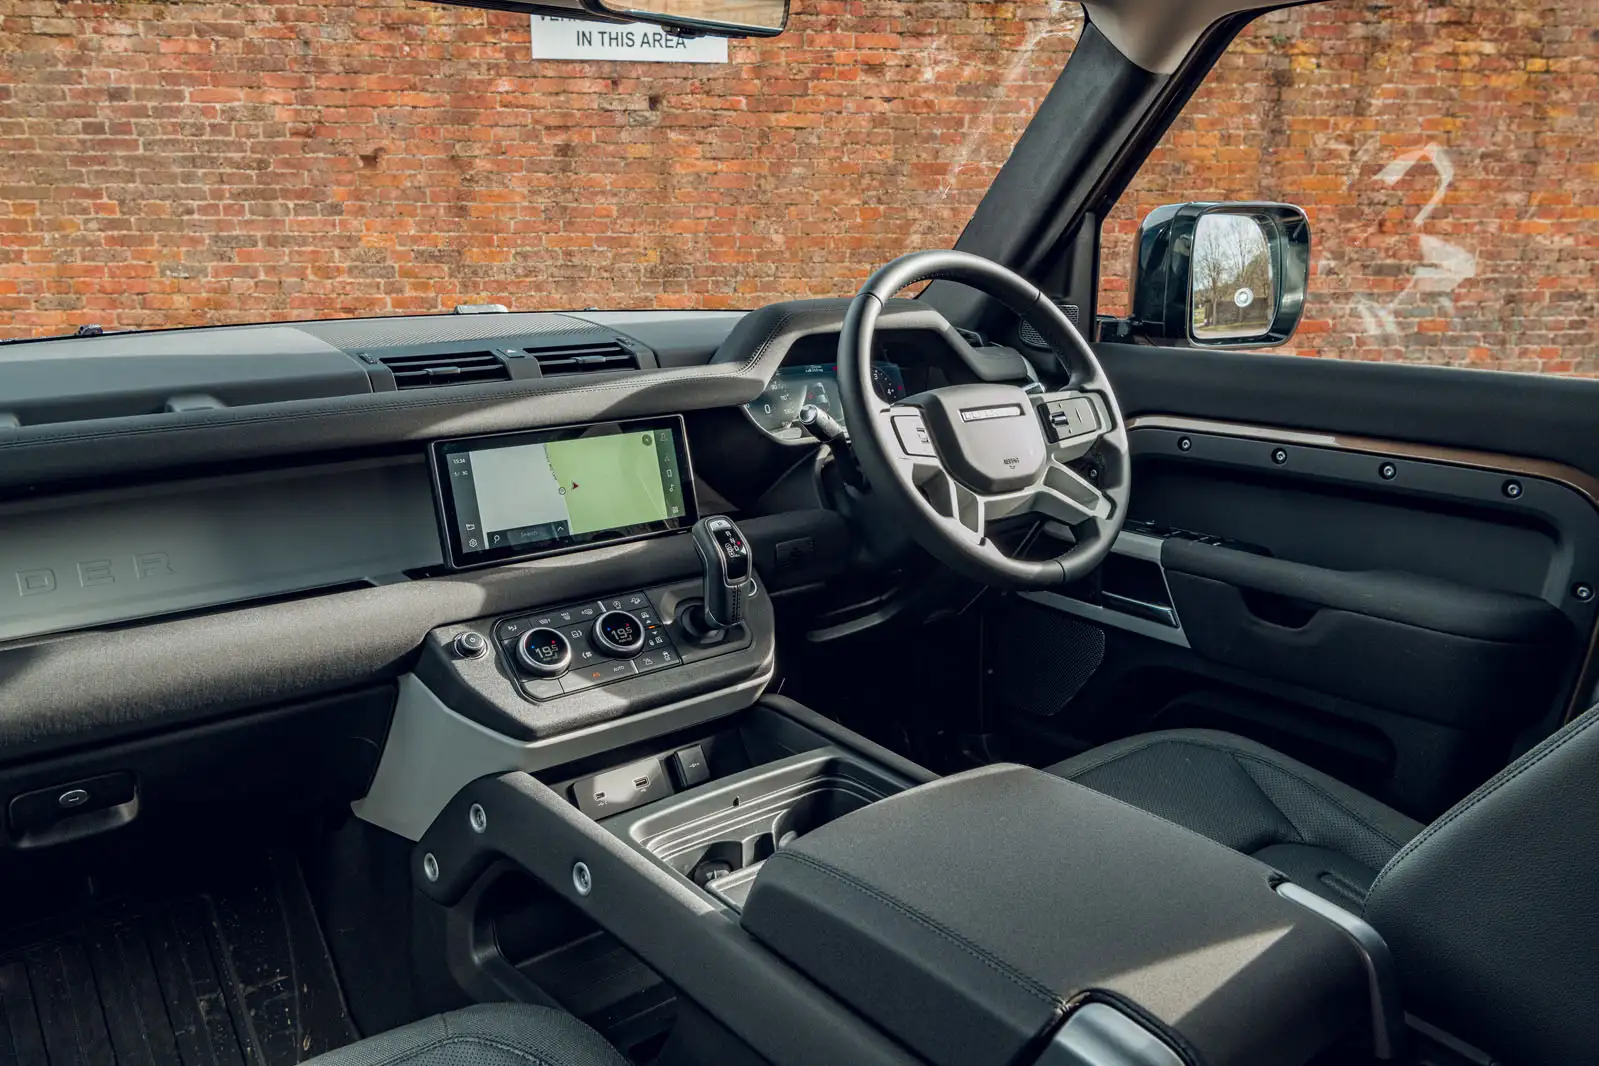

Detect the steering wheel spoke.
[{"left": 1037, "top": 460, "right": 1115, "bottom": 524}]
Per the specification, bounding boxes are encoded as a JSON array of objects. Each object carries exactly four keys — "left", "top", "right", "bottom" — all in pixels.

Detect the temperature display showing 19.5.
[{"left": 744, "top": 363, "right": 905, "bottom": 441}]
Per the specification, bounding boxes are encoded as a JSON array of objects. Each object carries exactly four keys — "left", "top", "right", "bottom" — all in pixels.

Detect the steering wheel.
[{"left": 837, "top": 250, "right": 1130, "bottom": 589}]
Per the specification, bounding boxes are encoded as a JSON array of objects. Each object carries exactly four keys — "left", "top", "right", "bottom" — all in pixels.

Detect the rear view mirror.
[
  {"left": 582, "top": 0, "right": 788, "bottom": 36},
  {"left": 1129, "top": 202, "right": 1310, "bottom": 348},
  {"left": 421, "top": 0, "right": 786, "bottom": 38}
]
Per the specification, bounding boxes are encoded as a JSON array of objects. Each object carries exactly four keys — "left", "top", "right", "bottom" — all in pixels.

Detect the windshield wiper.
[{"left": 0, "top": 324, "right": 119, "bottom": 346}]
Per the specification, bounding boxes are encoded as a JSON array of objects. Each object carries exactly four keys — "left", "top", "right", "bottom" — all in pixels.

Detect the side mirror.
[
  {"left": 581, "top": 0, "right": 787, "bottom": 35},
  {"left": 1128, "top": 203, "right": 1310, "bottom": 348}
]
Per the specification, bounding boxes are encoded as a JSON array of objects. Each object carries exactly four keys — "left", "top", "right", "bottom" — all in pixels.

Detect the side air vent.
[
  {"left": 1018, "top": 300, "right": 1083, "bottom": 350},
  {"left": 526, "top": 340, "right": 639, "bottom": 376},
  {"left": 378, "top": 350, "right": 511, "bottom": 389}
]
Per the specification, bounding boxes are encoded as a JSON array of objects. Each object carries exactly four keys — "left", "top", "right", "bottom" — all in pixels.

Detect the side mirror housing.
[{"left": 1128, "top": 202, "right": 1310, "bottom": 348}]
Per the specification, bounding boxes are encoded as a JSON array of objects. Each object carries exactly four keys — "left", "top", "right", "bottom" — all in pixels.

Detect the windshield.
[{"left": 0, "top": 2, "right": 1081, "bottom": 338}]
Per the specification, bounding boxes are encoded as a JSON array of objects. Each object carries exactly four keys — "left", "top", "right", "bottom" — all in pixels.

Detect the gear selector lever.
[{"left": 680, "top": 515, "right": 750, "bottom": 643}]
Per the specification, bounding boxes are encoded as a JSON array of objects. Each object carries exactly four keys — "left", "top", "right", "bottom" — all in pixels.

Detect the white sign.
[
  {"left": 1233, "top": 287, "right": 1255, "bottom": 308},
  {"left": 530, "top": 15, "right": 729, "bottom": 63}
]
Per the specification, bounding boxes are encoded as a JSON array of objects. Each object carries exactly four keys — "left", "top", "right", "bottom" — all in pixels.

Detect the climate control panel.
[{"left": 493, "top": 590, "right": 683, "bottom": 702}]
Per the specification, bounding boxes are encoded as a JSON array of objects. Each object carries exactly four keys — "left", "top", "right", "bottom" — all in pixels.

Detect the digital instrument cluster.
[{"left": 743, "top": 363, "right": 906, "bottom": 442}]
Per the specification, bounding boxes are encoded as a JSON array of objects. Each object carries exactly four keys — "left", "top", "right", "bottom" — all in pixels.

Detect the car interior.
[{"left": 1, "top": 0, "right": 1596, "bottom": 1065}]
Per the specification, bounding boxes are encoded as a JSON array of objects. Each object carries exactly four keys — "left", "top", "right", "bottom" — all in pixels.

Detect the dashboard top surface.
[{"left": 0, "top": 297, "right": 1022, "bottom": 495}]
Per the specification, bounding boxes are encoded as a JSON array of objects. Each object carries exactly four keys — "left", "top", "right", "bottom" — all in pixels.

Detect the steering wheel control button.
[
  {"left": 452, "top": 631, "right": 488, "bottom": 659},
  {"left": 1042, "top": 397, "right": 1101, "bottom": 443},
  {"left": 593, "top": 610, "right": 647, "bottom": 657},
  {"left": 516, "top": 628, "right": 572, "bottom": 678},
  {"left": 892, "top": 415, "right": 938, "bottom": 457}
]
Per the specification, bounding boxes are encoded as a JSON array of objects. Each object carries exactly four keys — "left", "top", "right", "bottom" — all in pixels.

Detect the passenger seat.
[{"left": 302, "top": 1003, "right": 628, "bottom": 1066}]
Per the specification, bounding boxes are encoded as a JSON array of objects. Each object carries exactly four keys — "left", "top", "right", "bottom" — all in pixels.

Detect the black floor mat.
[{"left": 0, "top": 852, "right": 356, "bottom": 1066}]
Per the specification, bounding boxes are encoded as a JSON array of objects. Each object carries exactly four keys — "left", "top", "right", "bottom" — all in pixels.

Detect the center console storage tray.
[{"left": 607, "top": 750, "right": 908, "bottom": 909}]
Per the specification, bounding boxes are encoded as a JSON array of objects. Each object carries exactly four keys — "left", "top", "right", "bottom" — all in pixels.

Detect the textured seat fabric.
[
  {"left": 1048, "top": 728, "right": 1424, "bottom": 905},
  {"left": 302, "top": 1004, "right": 629, "bottom": 1066}
]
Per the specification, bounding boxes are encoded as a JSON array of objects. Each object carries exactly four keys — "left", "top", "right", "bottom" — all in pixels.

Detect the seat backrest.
[{"left": 1363, "top": 705, "right": 1599, "bottom": 1066}]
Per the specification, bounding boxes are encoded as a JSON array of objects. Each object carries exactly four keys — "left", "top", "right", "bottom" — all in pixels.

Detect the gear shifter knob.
[{"left": 691, "top": 515, "right": 750, "bottom": 630}]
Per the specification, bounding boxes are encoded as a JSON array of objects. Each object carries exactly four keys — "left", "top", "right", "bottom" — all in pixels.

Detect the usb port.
[{"left": 633, "top": 776, "right": 650, "bottom": 790}]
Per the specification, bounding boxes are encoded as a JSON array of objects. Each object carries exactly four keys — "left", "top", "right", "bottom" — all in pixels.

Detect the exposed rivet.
[
  {"left": 1503, "top": 480, "right": 1523, "bottom": 499},
  {"left": 1271, "top": 448, "right": 1288, "bottom": 466},
  {"left": 572, "top": 861, "right": 593, "bottom": 897},
  {"left": 469, "top": 803, "right": 487, "bottom": 833},
  {"left": 1379, "top": 462, "right": 1397, "bottom": 481},
  {"left": 422, "top": 853, "right": 439, "bottom": 883},
  {"left": 1574, "top": 583, "right": 1593, "bottom": 603},
  {"left": 1177, "top": 436, "right": 1193, "bottom": 452}
]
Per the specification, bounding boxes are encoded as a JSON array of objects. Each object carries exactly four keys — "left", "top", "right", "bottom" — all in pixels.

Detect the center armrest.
[{"left": 740, "top": 764, "right": 1370, "bottom": 1066}]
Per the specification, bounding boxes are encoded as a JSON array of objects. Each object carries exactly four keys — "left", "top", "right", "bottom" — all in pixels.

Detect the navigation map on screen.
[{"left": 439, "top": 425, "right": 688, "bottom": 558}]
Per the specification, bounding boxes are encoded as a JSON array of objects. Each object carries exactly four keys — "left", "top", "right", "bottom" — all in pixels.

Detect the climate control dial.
[
  {"left": 516, "top": 628, "right": 572, "bottom": 678},
  {"left": 592, "top": 610, "right": 646, "bottom": 658}
]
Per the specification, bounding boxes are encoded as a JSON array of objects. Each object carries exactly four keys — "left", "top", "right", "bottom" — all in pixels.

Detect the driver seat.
[{"left": 1046, "top": 710, "right": 1599, "bottom": 1065}]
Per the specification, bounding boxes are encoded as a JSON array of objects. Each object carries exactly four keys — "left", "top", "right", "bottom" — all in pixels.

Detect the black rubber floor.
[{"left": 0, "top": 852, "right": 355, "bottom": 1066}]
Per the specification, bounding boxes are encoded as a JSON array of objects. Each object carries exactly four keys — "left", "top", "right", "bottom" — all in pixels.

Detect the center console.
[
  {"left": 359, "top": 418, "right": 1392, "bottom": 1066},
  {"left": 405, "top": 694, "right": 1395, "bottom": 1066}
]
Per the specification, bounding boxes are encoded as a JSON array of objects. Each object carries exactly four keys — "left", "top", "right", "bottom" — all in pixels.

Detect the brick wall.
[
  {"left": 0, "top": 0, "right": 1074, "bottom": 335},
  {"left": 1101, "top": 0, "right": 1599, "bottom": 375},
  {"left": 3, "top": 0, "right": 1596, "bottom": 377}
]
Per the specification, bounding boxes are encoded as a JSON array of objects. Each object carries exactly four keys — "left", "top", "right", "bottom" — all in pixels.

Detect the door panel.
[{"left": 985, "top": 348, "right": 1599, "bottom": 821}]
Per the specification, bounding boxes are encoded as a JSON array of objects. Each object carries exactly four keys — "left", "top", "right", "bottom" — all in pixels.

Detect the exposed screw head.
[
  {"left": 469, "top": 803, "right": 487, "bottom": 833},
  {"left": 1574, "top": 583, "right": 1594, "bottom": 603},
  {"left": 1379, "top": 462, "right": 1397, "bottom": 481},
  {"left": 1271, "top": 448, "right": 1288, "bottom": 466},
  {"left": 572, "top": 861, "right": 593, "bottom": 897},
  {"left": 422, "top": 853, "right": 439, "bottom": 883},
  {"left": 1503, "top": 480, "right": 1523, "bottom": 499},
  {"left": 1177, "top": 436, "right": 1193, "bottom": 452}
]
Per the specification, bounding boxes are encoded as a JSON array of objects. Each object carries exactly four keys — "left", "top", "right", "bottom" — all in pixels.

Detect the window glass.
[
  {"left": 0, "top": 2, "right": 1080, "bottom": 336},
  {"left": 1100, "top": 2, "right": 1599, "bottom": 375}
]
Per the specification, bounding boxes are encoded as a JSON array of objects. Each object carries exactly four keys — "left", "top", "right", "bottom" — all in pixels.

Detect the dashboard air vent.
[
  {"left": 526, "top": 340, "right": 639, "bottom": 376},
  {"left": 378, "top": 350, "right": 511, "bottom": 389}
]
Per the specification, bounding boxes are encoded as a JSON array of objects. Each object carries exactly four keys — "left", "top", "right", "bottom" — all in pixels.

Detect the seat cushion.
[
  {"left": 302, "top": 1004, "right": 629, "bottom": 1066},
  {"left": 1048, "top": 729, "right": 1424, "bottom": 905}
]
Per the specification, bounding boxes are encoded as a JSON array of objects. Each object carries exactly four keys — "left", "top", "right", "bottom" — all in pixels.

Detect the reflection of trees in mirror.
[
  {"left": 632, "top": 0, "right": 787, "bottom": 30},
  {"left": 1191, "top": 214, "right": 1273, "bottom": 340}
]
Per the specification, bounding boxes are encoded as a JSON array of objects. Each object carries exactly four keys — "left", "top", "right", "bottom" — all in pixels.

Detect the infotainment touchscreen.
[{"left": 431, "top": 417, "right": 696, "bottom": 569}]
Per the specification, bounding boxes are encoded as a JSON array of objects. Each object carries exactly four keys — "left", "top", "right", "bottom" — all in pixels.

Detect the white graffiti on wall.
[{"left": 1335, "top": 142, "right": 1478, "bottom": 338}]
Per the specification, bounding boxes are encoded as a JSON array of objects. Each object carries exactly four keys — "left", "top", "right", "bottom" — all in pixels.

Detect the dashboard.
[
  {"left": 0, "top": 297, "right": 1033, "bottom": 764},
  {"left": 743, "top": 363, "right": 906, "bottom": 442}
]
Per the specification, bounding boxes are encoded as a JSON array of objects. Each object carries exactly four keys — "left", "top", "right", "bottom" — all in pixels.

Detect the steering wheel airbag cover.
[{"left": 906, "top": 383, "right": 1047, "bottom": 495}]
